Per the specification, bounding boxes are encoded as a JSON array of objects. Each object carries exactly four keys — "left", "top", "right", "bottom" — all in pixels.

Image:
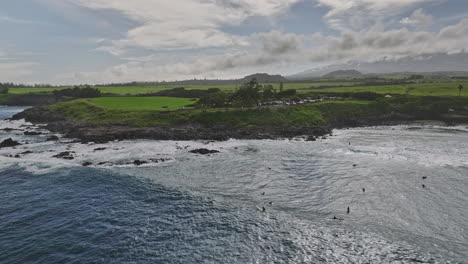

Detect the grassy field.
[
  {"left": 49, "top": 98, "right": 380, "bottom": 127},
  {"left": 82, "top": 97, "right": 196, "bottom": 111},
  {"left": 6, "top": 80, "right": 468, "bottom": 99},
  {"left": 302, "top": 82, "right": 468, "bottom": 97},
  {"left": 7, "top": 82, "right": 359, "bottom": 95}
]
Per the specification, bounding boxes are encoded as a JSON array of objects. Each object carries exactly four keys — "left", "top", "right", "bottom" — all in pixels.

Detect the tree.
[
  {"left": 279, "top": 82, "right": 284, "bottom": 92},
  {"left": 231, "top": 78, "right": 262, "bottom": 106},
  {"left": 262, "top": 84, "right": 276, "bottom": 101},
  {"left": 458, "top": 84, "right": 463, "bottom": 97},
  {"left": 405, "top": 87, "right": 414, "bottom": 95},
  {"left": 276, "top": 89, "right": 296, "bottom": 99},
  {"left": 53, "top": 86, "right": 101, "bottom": 99},
  {"left": 198, "top": 91, "right": 227, "bottom": 108}
]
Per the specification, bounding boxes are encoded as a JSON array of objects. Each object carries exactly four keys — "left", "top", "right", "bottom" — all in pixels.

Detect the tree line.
[{"left": 198, "top": 79, "right": 295, "bottom": 108}]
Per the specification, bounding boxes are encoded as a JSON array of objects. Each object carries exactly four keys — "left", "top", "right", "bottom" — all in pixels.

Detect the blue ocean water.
[{"left": 1, "top": 106, "right": 467, "bottom": 263}]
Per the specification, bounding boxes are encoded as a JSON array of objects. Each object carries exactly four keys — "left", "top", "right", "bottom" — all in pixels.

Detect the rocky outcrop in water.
[
  {"left": 46, "top": 135, "right": 59, "bottom": 141},
  {"left": 0, "top": 138, "right": 21, "bottom": 148},
  {"left": 24, "top": 131, "right": 43, "bottom": 136},
  {"left": 11, "top": 107, "right": 67, "bottom": 123},
  {"left": 53, "top": 151, "right": 75, "bottom": 160},
  {"left": 82, "top": 162, "right": 93, "bottom": 167},
  {"left": 189, "top": 149, "right": 220, "bottom": 155},
  {"left": 133, "top": 160, "right": 148, "bottom": 166}
]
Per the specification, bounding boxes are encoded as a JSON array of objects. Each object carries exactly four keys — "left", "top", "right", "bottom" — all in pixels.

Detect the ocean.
[{"left": 1, "top": 106, "right": 467, "bottom": 263}]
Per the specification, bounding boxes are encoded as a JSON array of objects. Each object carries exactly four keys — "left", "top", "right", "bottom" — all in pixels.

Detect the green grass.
[
  {"left": 0, "top": 94, "right": 8, "bottom": 104},
  {"left": 82, "top": 97, "right": 196, "bottom": 111},
  {"left": 7, "top": 81, "right": 468, "bottom": 98},
  {"left": 7, "top": 82, "right": 359, "bottom": 95},
  {"left": 303, "top": 82, "right": 468, "bottom": 97},
  {"left": 49, "top": 99, "right": 378, "bottom": 128}
]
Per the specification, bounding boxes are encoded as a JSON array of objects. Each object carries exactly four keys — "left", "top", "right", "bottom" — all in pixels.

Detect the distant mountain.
[
  {"left": 241, "top": 73, "right": 288, "bottom": 83},
  {"left": 323, "top": 70, "right": 363, "bottom": 78},
  {"left": 97, "top": 73, "right": 288, "bottom": 87},
  {"left": 288, "top": 53, "right": 468, "bottom": 80}
]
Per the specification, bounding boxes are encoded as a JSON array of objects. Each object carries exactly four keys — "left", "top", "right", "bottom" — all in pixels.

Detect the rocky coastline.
[
  {"left": 11, "top": 105, "right": 457, "bottom": 143},
  {"left": 11, "top": 107, "right": 334, "bottom": 143}
]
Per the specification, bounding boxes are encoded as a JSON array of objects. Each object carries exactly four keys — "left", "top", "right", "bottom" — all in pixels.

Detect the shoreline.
[
  {"left": 10, "top": 106, "right": 332, "bottom": 143},
  {"left": 9, "top": 106, "right": 462, "bottom": 144}
]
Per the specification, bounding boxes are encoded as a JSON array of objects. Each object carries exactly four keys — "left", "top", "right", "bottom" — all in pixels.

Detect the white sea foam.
[{"left": 2, "top": 112, "right": 468, "bottom": 261}]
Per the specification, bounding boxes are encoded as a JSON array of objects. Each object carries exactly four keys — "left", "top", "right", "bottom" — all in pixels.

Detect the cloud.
[
  {"left": 400, "top": 9, "right": 433, "bottom": 30},
  {"left": 72, "top": 0, "right": 300, "bottom": 54},
  {"left": 317, "top": 0, "right": 436, "bottom": 17},
  {"left": 307, "top": 19, "right": 468, "bottom": 62},
  {"left": 0, "top": 16, "right": 42, "bottom": 25},
  {"left": 53, "top": 17, "right": 468, "bottom": 84},
  {"left": 0, "top": 62, "right": 38, "bottom": 82},
  {"left": 316, "top": 0, "right": 440, "bottom": 30},
  {"left": 255, "top": 31, "right": 303, "bottom": 55}
]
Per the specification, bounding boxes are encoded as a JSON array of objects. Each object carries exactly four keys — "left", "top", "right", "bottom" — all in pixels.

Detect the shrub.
[{"left": 53, "top": 86, "right": 101, "bottom": 98}]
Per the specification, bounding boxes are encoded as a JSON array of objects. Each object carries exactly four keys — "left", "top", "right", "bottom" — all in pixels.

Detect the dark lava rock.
[
  {"left": 53, "top": 151, "right": 75, "bottom": 160},
  {"left": 93, "top": 147, "right": 107, "bottom": 151},
  {"left": 46, "top": 135, "right": 59, "bottom": 141},
  {"left": 149, "top": 158, "right": 167, "bottom": 163},
  {"left": 24, "top": 131, "right": 43, "bottom": 136},
  {"left": 12, "top": 107, "right": 68, "bottom": 123},
  {"left": 0, "top": 138, "right": 21, "bottom": 148},
  {"left": 133, "top": 160, "right": 148, "bottom": 166},
  {"left": 2, "top": 128, "right": 19, "bottom": 132},
  {"left": 14, "top": 154, "right": 21, "bottom": 158},
  {"left": 82, "top": 162, "right": 93, "bottom": 167},
  {"left": 189, "top": 148, "right": 220, "bottom": 155},
  {"left": 20, "top": 151, "right": 34, "bottom": 155},
  {"left": 306, "top": 136, "right": 316, "bottom": 141}
]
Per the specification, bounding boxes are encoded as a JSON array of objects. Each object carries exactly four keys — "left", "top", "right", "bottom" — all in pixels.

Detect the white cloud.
[
  {"left": 0, "top": 62, "right": 38, "bottom": 82},
  {"left": 31, "top": 0, "right": 466, "bottom": 84},
  {"left": 0, "top": 16, "right": 39, "bottom": 24},
  {"left": 318, "top": 0, "right": 436, "bottom": 17},
  {"left": 254, "top": 30, "right": 303, "bottom": 55},
  {"left": 72, "top": 0, "right": 300, "bottom": 54},
  {"left": 53, "top": 18, "right": 468, "bottom": 84},
  {"left": 400, "top": 8, "right": 433, "bottom": 29},
  {"left": 316, "top": 0, "right": 440, "bottom": 31}
]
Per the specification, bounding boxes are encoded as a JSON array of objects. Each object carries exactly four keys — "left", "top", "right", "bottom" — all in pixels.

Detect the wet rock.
[
  {"left": 0, "top": 138, "right": 21, "bottom": 148},
  {"left": 14, "top": 154, "right": 21, "bottom": 158},
  {"left": 93, "top": 147, "right": 107, "bottom": 151},
  {"left": 46, "top": 135, "right": 59, "bottom": 141},
  {"left": 306, "top": 136, "right": 316, "bottom": 141},
  {"left": 53, "top": 151, "right": 75, "bottom": 160},
  {"left": 82, "top": 162, "right": 93, "bottom": 167},
  {"left": 24, "top": 131, "right": 43, "bottom": 136},
  {"left": 133, "top": 160, "right": 148, "bottom": 166},
  {"left": 2, "top": 128, "right": 20, "bottom": 132},
  {"left": 189, "top": 148, "right": 220, "bottom": 155},
  {"left": 20, "top": 151, "right": 34, "bottom": 155},
  {"left": 97, "top": 162, "right": 112, "bottom": 166},
  {"left": 149, "top": 158, "right": 167, "bottom": 163}
]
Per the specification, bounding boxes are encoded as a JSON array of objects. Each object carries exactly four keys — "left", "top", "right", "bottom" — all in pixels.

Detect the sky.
[{"left": 0, "top": 0, "right": 467, "bottom": 84}]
